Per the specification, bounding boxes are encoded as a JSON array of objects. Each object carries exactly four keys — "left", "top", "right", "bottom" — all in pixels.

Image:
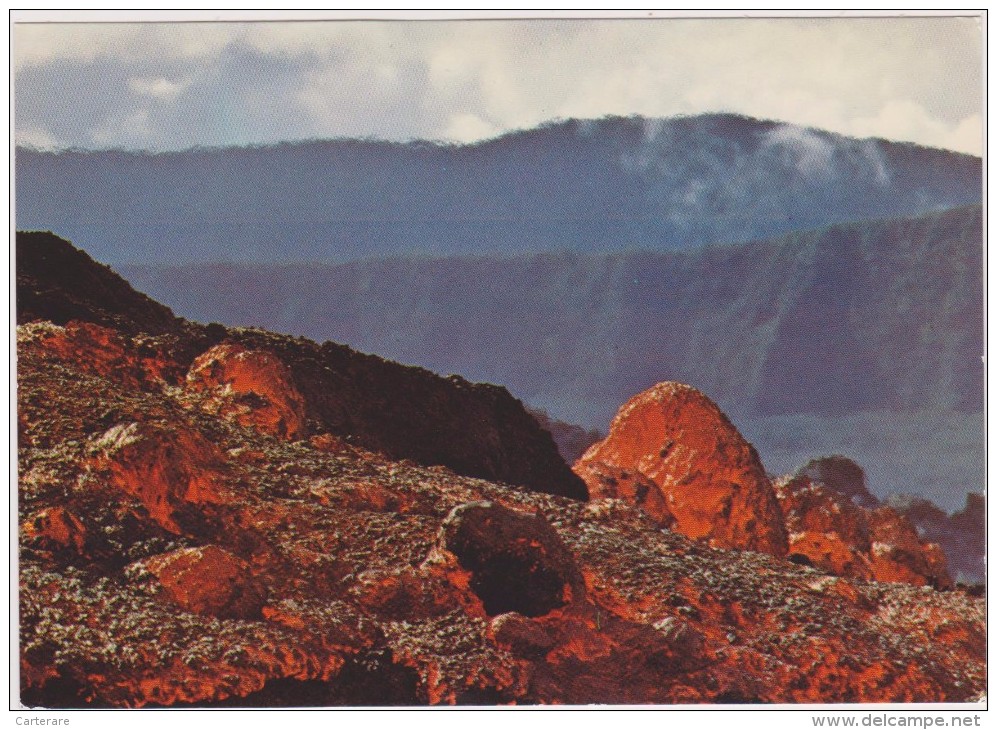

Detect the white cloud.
[
  {"left": 128, "top": 76, "right": 191, "bottom": 100},
  {"left": 442, "top": 113, "right": 499, "bottom": 144},
  {"left": 763, "top": 126, "right": 836, "bottom": 177},
  {"left": 13, "top": 23, "right": 238, "bottom": 69},
  {"left": 14, "top": 125, "right": 58, "bottom": 149},
  {"left": 944, "top": 114, "right": 983, "bottom": 156},
  {"left": 848, "top": 101, "right": 981, "bottom": 155},
  {"left": 12, "top": 17, "right": 984, "bottom": 153},
  {"left": 88, "top": 108, "right": 156, "bottom": 147}
]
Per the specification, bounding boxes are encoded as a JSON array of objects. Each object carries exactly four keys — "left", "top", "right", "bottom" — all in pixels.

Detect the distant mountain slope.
[
  {"left": 123, "top": 205, "right": 983, "bottom": 426},
  {"left": 16, "top": 231, "right": 587, "bottom": 500},
  {"left": 16, "top": 114, "right": 981, "bottom": 265}
]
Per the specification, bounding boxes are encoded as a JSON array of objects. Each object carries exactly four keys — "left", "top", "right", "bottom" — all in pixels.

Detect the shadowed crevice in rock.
[
  {"left": 20, "top": 673, "right": 98, "bottom": 710},
  {"left": 438, "top": 501, "right": 585, "bottom": 618}
]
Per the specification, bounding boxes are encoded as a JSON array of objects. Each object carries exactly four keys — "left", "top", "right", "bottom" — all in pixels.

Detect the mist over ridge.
[{"left": 16, "top": 114, "right": 981, "bottom": 266}]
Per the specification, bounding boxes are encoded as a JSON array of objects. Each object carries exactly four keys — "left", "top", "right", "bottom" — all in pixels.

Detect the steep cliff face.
[
  {"left": 575, "top": 382, "right": 787, "bottom": 556},
  {"left": 15, "top": 231, "right": 586, "bottom": 501},
  {"left": 17, "top": 322, "right": 986, "bottom": 706}
]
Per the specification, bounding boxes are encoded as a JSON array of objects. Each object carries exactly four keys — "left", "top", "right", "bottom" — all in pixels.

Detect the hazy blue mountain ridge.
[{"left": 16, "top": 114, "right": 981, "bottom": 265}]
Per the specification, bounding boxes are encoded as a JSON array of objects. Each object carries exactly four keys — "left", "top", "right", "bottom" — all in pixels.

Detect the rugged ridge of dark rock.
[
  {"left": 15, "top": 231, "right": 587, "bottom": 500},
  {"left": 16, "top": 230, "right": 182, "bottom": 336}
]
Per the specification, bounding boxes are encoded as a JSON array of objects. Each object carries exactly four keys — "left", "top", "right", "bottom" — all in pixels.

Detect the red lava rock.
[
  {"left": 136, "top": 545, "right": 267, "bottom": 620},
  {"left": 350, "top": 568, "right": 463, "bottom": 620},
  {"left": 186, "top": 343, "right": 307, "bottom": 440},
  {"left": 532, "top": 605, "right": 710, "bottom": 702},
  {"left": 348, "top": 482, "right": 402, "bottom": 512},
  {"left": 573, "top": 461, "right": 674, "bottom": 528},
  {"left": 867, "top": 507, "right": 953, "bottom": 590},
  {"left": 309, "top": 432, "right": 356, "bottom": 454},
  {"left": 18, "top": 321, "right": 176, "bottom": 388},
  {"left": 21, "top": 507, "right": 87, "bottom": 552},
  {"left": 88, "top": 422, "right": 229, "bottom": 533},
  {"left": 652, "top": 616, "right": 705, "bottom": 657},
  {"left": 774, "top": 475, "right": 952, "bottom": 588},
  {"left": 577, "top": 382, "right": 787, "bottom": 555},
  {"left": 774, "top": 475, "right": 874, "bottom": 579}
]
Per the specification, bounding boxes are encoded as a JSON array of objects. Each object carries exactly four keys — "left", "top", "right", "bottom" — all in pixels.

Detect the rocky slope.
[
  {"left": 16, "top": 233, "right": 985, "bottom": 706},
  {"left": 789, "top": 457, "right": 984, "bottom": 585},
  {"left": 16, "top": 231, "right": 586, "bottom": 501},
  {"left": 18, "top": 321, "right": 986, "bottom": 707}
]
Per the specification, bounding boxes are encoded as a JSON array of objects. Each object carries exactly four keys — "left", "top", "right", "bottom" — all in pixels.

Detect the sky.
[{"left": 12, "top": 12, "right": 984, "bottom": 155}]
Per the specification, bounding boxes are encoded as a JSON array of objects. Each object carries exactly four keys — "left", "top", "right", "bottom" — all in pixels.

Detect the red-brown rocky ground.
[{"left": 18, "top": 321, "right": 986, "bottom": 707}]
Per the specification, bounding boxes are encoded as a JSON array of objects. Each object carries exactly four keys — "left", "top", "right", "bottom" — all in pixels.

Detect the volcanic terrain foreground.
[{"left": 17, "top": 233, "right": 986, "bottom": 706}]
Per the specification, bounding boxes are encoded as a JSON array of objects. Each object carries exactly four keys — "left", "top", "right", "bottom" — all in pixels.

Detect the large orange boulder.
[
  {"left": 186, "top": 343, "right": 307, "bottom": 440},
  {"left": 576, "top": 382, "right": 787, "bottom": 555}
]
